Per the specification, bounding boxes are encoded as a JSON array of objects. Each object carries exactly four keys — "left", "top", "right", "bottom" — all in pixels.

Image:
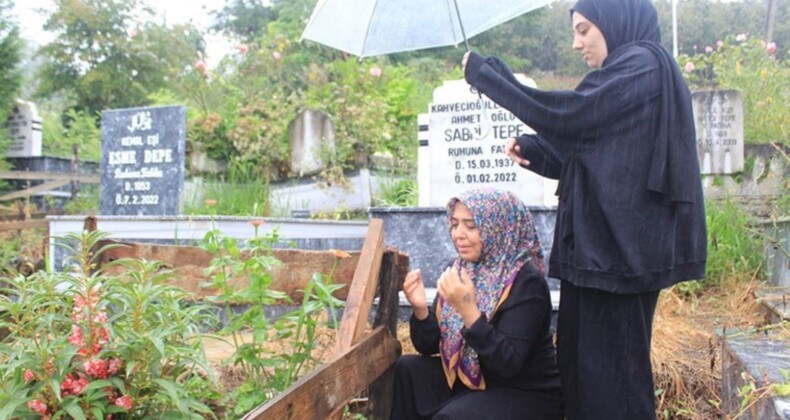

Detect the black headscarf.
[{"left": 571, "top": 0, "right": 700, "bottom": 209}]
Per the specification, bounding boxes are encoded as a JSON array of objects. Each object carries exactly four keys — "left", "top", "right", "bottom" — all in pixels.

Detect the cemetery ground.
[{"left": 0, "top": 203, "right": 787, "bottom": 419}]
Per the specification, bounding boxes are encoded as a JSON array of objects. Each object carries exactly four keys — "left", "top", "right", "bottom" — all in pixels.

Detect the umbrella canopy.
[{"left": 301, "top": 0, "right": 554, "bottom": 58}]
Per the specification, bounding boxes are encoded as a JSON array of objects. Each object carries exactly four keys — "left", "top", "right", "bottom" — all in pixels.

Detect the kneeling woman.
[{"left": 391, "top": 188, "right": 563, "bottom": 419}]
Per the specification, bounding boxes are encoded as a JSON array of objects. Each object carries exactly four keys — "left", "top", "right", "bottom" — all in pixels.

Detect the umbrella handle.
[{"left": 452, "top": 0, "right": 471, "bottom": 52}]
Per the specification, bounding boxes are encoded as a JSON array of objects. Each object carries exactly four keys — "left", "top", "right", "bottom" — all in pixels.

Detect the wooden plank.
[
  {"left": 0, "top": 171, "right": 100, "bottom": 183},
  {"left": 367, "top": 249, "right": 408, "bottom": 419},
  {"left": 335, "top": 218, "right": 385, "bottom": 353},
  {"left": 242, "top": 326, "right": 400, "bottom": 420},
  {"left": 0, "top": 180, "right": 71, "bottom": 201},
  {"left": 93, "top": 239, "right": 362, "bottom": 302},
  {"left": 0, "top": 220, "right": 49, "bottom": 232}
]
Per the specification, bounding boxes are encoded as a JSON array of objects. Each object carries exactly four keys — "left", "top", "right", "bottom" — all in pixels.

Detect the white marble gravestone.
[
  {"left": 289, "top": 109, "right": 335, "bottom": 177},
  {"left": 692, "top": 90, "right": 744, "bottom": 175},
  {"left": 418, "top": 78, "right": 558, "bottom": 207},
  {"left": 4, "top": 99, "right": 42, "bottom": 158}
]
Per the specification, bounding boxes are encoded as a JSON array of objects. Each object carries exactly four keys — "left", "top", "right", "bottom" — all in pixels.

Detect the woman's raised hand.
[
  {"left": 437, "top": 267, "right": 481, "bottom": 327},
  {"left": 403, "top": 269, "right": 429, "bottom": 320},
  {"left": 505, "top": 137, "right": 530, "bottom": 166}
]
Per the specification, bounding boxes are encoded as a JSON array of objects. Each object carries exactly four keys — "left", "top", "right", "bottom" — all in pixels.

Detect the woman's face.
[
  {"left": 450, "top": 202, "right": 482, "bottom": 262},
  {"left": 572, "top": 12, "right": 608, "bottom": 69}
]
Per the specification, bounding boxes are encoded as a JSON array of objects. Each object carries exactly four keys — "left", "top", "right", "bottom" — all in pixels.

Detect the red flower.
[
  {"left": 238, "top": 44, "right": 249, "bottom": 54},
  {"left": 115, "top": 395, "right": 133, "bottom": 411},
  {"left": 77, "top": 342, "right": 102, "bottom": 357},
  {"left": 27, "top": 399, "right": 48, "bottom": 415},
  {"left": 24, "top": 369, "right": 35, "bottom": 382},
  {"left": 61, "top": 373, "right": 89, "bottom": 396},
  {"left": 766, "top": 42, "right": 777, "bottom": 55},
  {"left": 84, "top": 359, "right": 109, "bottom": 379}
]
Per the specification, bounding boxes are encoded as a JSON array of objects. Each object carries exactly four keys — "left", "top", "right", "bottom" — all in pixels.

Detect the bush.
[
  {"left": 0, "top": 231, "right": 219, "bottom": 419},
  {"left": 679, "top": 35, "right": 789, "bottom": 144}
]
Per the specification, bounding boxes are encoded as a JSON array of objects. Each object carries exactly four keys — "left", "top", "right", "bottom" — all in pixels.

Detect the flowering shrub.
[
  {"left": 679, "top": 34, "right": 789, "bottom": 143},
  {"left": 0, "top": 230, "right": 219, "bottom": 419}
]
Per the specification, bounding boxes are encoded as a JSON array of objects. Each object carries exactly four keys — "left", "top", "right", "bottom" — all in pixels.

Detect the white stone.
[
  {"left": 4, "top": 99, "right": 42, "bottom": 158},
  {"left": 692, "top": 90, "right": 744, "bottom": 175},
  {"left": 419, "top": 78, "right": 558, "bottom": 207},
  {"left": 288, "top": 110, "right": 335, "bottom": 177}
]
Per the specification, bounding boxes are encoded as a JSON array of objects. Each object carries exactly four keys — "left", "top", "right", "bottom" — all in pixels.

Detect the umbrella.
[{"left": 301, "top": 0, "right": 554, "bottom": 58}]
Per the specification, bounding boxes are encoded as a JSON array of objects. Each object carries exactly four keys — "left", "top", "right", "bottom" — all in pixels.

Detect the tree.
[
  {"left": 0, "top": 0, "right": 22, "bottom": 124},
  {"left": 209, "top": 0, "right": 278, "bottom": 41},
  {"left": 35, "top": 0, "right": 203, "bottom": 117}
]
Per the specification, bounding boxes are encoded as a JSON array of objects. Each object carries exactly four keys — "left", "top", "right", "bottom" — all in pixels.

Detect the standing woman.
[
  {"left": 391, "top": 188, "right": 563, "bottom": 419},
  {"left": 462, "top": 0, "right": 707, "bottom": 418}
]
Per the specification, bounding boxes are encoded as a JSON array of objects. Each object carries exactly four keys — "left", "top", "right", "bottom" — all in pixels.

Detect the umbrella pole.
[{"left": 452, "top": 0, "right": 471, "bottom": 52}]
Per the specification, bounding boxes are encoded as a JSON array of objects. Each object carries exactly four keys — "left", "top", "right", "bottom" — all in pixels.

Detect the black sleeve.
[
  {"left": 460, "top": 265, "right": 550, "bottom": 379},
  {"left": 409, "top": 298, "right": 441, "bottom": 355},
  {"left": 464, "top": 51, "right": 659, "bottom": 140},
  {"left": 515, "top": 134, "right": 564, "bottom": 179}
]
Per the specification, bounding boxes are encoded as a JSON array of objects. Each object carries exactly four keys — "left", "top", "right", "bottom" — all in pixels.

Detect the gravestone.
[
  {"left": 418, "top": 78, "right": 558, "bottom": 207},
  {"left": 289, "top": 109, "right": 335, "bottom": 176},
  {"left": 99, "top": 105, "right": 185, "bottom": 216},
  {"left": 4, "top": 99, "right": 42, "bottom": 158},
  {"left": 692, "top": 90, "right": 744, "bottom": 174}
]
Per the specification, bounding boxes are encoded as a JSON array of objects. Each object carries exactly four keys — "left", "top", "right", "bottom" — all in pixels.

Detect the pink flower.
[
  {"left": 68, "top": 325, "right": 84, "bottom": 347},
  {"left": 115, "top": 395, "right": 133, "bottom": 411},
  {"left": 127, "top": 28, "right": 137, "bottom": 38},
  {"left": 108, "top": 358, "right": 123, "bottom": 375},
  {"left": 27, "top": 399, "right": 48, "bottom": 415},
  {"left": 74, "top": 290, "right": 99, "bottom": 310},
  {"left": 238, "top": 44, "right": 249, "bottom": 54},
  {"left": 369, "top": 65, "right": 382, "bottom": 77},
  {"left": 272, "top": 51, "right": 282, "bottom": 61},
  {"left": 249, "top": 219, "right": 266, "bottom": 228},
  {"left": 705, "top": 46, "right": 713, "bottom": 53},
  {"left": 194, "top": 59, "right": 207, "bottom": 72},
  {"left": 93, "top": 311, "right": 108, "bottom": 323},
  {"left": 84, "top": 359, "right": 109, "bottom": 379},
  {"left": 766, "top": 42, "right": 777, "bottom": 55},
  {"left": 684, "top": 61, "right": 695, "bottom": 73},
  {"left": 24, "top": 369, "right": 35, "bottom": 382},
  {"left": 716, "top": 40, "right": 724, "bottom": 48}
]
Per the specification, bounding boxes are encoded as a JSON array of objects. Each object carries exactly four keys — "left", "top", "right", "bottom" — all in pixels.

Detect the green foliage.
[
  {"left": 0, "top": 230, "right": 219, "bottom": 418},
  {"left": 199, "top": 223, "right": 346, "bottom": 415},
  {"left": 375, "top": 176, "right": 418, "bottom": 207},
  {"left": 62, "top": 185, "right": 99, "bottom": 215},
  {"left": 35, "top": 0, "right": 202, "bottom": 117},
  {"left": 680, "top": 34, "right": 789, "bottom": 144},
  {"left": 0, "top": 0, "right": 21, "bottom": 122},
  {"left": 184, "top": 160, "right": 272, "bottom": 217},
  {"left": 42, "top": 109, "right": 101, "bottom": 160},
  {"left": 705, "top": 200, "right": 764, "bottom": 285}
]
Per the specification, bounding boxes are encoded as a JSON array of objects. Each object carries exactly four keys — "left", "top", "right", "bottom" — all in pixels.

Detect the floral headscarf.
[{"left": 438, "top": 188, "right": 544, "bottom": 390}]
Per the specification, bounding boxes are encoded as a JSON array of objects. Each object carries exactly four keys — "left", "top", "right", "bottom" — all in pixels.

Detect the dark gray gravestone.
[
  {"left": 368, "top": 206, "right": 559, "bottom": 291},
  {"left": 100, "top": 106, "right": 185, "bottom": 216}
]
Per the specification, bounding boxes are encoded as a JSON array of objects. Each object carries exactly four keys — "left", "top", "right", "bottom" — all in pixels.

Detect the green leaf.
[{"left": 63, "top": 403, "right": 87, "bottom": 420}]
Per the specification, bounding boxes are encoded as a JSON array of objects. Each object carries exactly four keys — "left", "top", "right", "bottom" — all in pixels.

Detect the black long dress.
[{"left": 390, "top": 264, "right": 563, "bottom": 419}]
